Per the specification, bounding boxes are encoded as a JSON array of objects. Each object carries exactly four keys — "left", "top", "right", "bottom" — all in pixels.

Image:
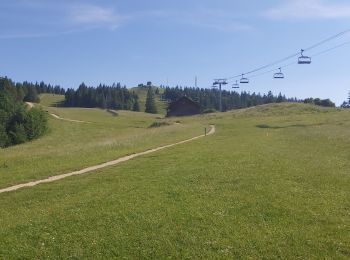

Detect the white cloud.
[
  {"left": 264, "top": 0, "right": 350, "bottom": 20},
  {"left": 137, "top": 8, "right": 253, "bottom": 33},
  {"left": 69, "top": 5, "right": 123, "bottom": 30},
  {"left": 182, "top": 9, "right": 253, "bottom": 32},
  {"left": 0, "top": 2, "right": 251, "bottom": 40},
  {"left": 0, "top": 2, "right": 126, "bottom": 39}
]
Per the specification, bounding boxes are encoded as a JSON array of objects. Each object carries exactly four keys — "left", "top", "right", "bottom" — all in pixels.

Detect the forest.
[
  {"left": 161, "top": 86, "right": 336, "bottom": 112},
  {"left": 0, "top": 77, "right": 48, "bottom": 148},
  {"left": 64, "top": 83, "right": 140, "bottom": 111},
  {"left": 161, "top": 86, "right": 293, "bottom": 111}
]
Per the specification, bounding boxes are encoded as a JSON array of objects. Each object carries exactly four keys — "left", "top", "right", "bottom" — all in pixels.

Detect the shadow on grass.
[
  {"left": 256, "top": 123, "right": 323, "bottom": 129},
  {"left": 107, "top": 110, "right": 119, "bottom": 117},
  {"left": 49, "top": 101, "right": 65, "bottom": 108}
]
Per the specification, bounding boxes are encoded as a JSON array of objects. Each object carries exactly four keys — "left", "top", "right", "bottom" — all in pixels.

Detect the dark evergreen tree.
[
  {"left": 0, "top": 77, "right": 48, "bottom": 148},
  {"left": 145, "top": 87, "right": 157, "bottom": 114},
  {"left": 133, "top": 98, "right": 140, "bottom": 112},
  {"left": 0, "top": 124, "right": 9, "bottom": 147},
  {"left": 341, "top": 92, "right": 350, "bottom": 108},
  {"left": 64, "top": 83, "right": 138, "bottom": 111},
  {"left": 24, "top": 86, "right": 40, "bottom": 103}
]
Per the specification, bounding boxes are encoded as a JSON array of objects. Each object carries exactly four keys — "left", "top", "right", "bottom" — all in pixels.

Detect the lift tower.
[{"left": 213, "top": 79, "right": 228, "bottom": 112}]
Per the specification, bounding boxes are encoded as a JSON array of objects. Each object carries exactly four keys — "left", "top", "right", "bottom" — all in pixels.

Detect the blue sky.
[{"left": 1, "top": 0, "right": 350, "bottom": 104}]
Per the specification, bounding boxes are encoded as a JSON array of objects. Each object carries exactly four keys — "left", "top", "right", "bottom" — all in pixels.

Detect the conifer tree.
[
  {"left": 145, "top": 87, "right": 157, "bottom": 114},
  {"left": 133, "top": 99, "right": 140, "bottom": 112}
]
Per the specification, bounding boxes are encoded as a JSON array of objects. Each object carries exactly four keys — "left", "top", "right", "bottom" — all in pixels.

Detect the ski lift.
[
  {"left": 240, "top": 74, "right": 249, "bottom": 84},
  {"left": 273, "top": 68, "right": 284, "bottom": 79},
  {"left": 232, "top": 80, "right": 240, "bottom": 89},
  {"left": 298, "top": 49, "right": 311, "bottom": 64}
]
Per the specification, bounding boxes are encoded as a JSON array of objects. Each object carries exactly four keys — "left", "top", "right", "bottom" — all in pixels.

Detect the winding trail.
[
  {"left": 26, "top": 102, "right": 89, "bottom": 123},
  {"left": 25, "top": 102, "right": 34, "bottom": 109},
  {"left": 50, "top": 113, "right": 89, "bottom": 123},
  {"left": 0, "top": 125, "right": 215, "bottom": 194}
]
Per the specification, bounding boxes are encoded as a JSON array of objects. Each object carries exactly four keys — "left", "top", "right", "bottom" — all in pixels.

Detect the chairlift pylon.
[
  {"left": 273, "top": 68, "right": 284, "bottom": 79},
  {"left": 240, "top": 74, "right": 249, "bottom": 84},
  {"left": 298, "top": 49, "right": 311, "bottom": 64}
]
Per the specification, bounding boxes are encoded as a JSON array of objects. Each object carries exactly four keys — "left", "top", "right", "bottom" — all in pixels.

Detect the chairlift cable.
[
  {"left": 304, "top": 29, "right": 350, "bottom": 52},
  {"left": 223, "top": 29, "right": 350, "bottom": 80},
  {"left": 310, "top": 40, "right": 350, "bottom": 58},
  {"left": 226, "top": 39, "right": 350, "bottom": 83}
]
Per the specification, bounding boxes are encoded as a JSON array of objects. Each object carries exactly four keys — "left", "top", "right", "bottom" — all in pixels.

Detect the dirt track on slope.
[
  {"left": 25, "top": 102, "right": 34, "bottom": 108},
  {"left": 26, "top": 102, "right": 89, "bottom": 123},
  {"left": 50, "top": 113, "right": 89, "bottom": 123},
  {"left": 0, "top": 125, "right": 215, "bottom": 194}
]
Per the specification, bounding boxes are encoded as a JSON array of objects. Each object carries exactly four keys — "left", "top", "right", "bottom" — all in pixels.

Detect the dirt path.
[
  {"left": 0, "top": 125, "right": 215, "bottom": 194},
  {"left": 50, "top": 113, "right": 89, "bottom": 123},
  {"left": 26, "top": 102, "right": 89, "bottom": 123},
  {"left": 25, "top": 102, "right": 34, "bottom": 108}
]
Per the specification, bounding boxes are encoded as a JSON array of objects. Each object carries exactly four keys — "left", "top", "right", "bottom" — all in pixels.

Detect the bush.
[
  {"left": 25, "top": 108, "right": 48, "bottom": 140},
  {"left": 202, "top": 108, "right": 217, "bottom": 114},
  {"left": 10, "top": 123, "right": 27, "bottom": 144},
  {"left": 148, "top": 122, "right": 171, "bottom": 128}
]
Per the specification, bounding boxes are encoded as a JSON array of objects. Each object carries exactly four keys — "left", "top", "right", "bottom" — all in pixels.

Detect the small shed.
[{"left": 167, "top": 96, "right": 200, "bottom": 117}]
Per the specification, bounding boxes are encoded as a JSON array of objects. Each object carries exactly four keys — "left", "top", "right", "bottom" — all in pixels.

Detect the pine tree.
[
  {"left": 0, "top": 124, "right": 9, "bottom": 148},
  {"left": 276, "top": 92, "right": 283, "bottom": 103},
  {"left": 145, "top": 87, "right": 157, "bottom": 114},
  {"left": 24, "top": 86, "right": 40, "bottom": 103},
  {"left": 133, "top": 99, "right": 140, "bottom": 112}
]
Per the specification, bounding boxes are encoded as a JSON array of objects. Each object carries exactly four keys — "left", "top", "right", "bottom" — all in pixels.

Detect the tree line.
[
  {"left": 0, "top": 77, "right": 48, "bottom": 148},
  {"left": 64, "top": 83, "right": 140, "bottom": 111},
  {"left": 303, "top": 98, "right": 335, "bottom": 108},
  {"left": 161, "top": 86, "right": 299, "bottom": 112},
  {"left": 11, "top": 79, "right": 65, "bottom": 103},
  {"left": 341, "top": 92, "right": 350, "bottom": 108},
  {"left": 161, "top": 86, "right": 337, "bottom": 111}
]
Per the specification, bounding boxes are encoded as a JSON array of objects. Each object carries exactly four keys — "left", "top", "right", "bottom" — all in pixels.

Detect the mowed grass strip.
[
  {"left": 0, "top": 104, "right": 349, "bottom": 258},
  {"left": 38, "top": 94, "right": 65, "bottom": 107}
]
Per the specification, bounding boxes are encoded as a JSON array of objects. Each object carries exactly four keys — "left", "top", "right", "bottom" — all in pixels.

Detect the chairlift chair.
[
  {"left": 232, "top": 80, "right": 240, "bottom": 89},
  {"left": 273, "top": 68, "right": 284, "bottom": 79},
  {"left": 298, "top": 49, "right": 311, "bottom": 64},
  {"left": 240, "top": 74, "right": 249, "bottom": 84}
]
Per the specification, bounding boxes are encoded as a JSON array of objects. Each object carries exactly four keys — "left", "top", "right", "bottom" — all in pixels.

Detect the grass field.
[
  {"left": 0, "top": 95, "right": 208, "bottom": 188},
  {"left": 0, "top": 103, "right": 349, "bottom": 258},
  {"left": 39, "top": 93, "right": 65, "bottom": 107}
]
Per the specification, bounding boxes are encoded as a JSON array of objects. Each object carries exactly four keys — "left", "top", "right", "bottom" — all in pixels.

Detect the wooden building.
[{"left": 167, "top": 96, "right": 200, "bottom": 117}]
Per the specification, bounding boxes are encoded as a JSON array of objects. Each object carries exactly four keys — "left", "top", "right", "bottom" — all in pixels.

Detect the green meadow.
[
  {"left": 0, "top": 101, "right": 350, "bottom": 258},
  {"left": 0, "top": 95, "right": 207, "bottom": 188}
]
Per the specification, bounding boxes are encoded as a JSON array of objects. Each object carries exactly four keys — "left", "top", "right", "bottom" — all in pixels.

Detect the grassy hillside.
[
  {"left": 39, "top": 93, "right": 65, "bottom": 107},
  {"left": 0, "top": 104, "right": 208, "bottom": 189},
  {"left": 130, "top": 85, "right": 168, "bottom": 114},
  {"left": 0, "top": 103, "right": 349, "bottom": 258},
  {"left": 39, "top": 87, "right": 168, "bottom": 114}
]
